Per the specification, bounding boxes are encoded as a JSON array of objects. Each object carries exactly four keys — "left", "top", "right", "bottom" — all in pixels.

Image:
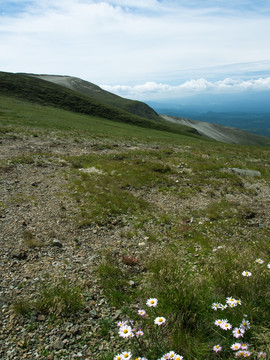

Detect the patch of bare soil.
[{"left": 0, "top": 134, "right": 132, "bottom": 359}]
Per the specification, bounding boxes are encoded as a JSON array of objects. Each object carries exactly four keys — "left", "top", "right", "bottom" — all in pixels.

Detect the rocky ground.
[
  {"left": 0, "top": 132, "right": 134, "bottom": 359},
  {"left": 1, "top": 130, "right": 270, "bottom": 360}
]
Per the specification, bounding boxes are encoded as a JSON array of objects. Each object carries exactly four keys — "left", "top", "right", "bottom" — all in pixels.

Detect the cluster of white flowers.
[
  {"left": 230, "top": 342, "right": 252, "bottom": 357},
  {"left": 215, "top": 318, "right": 232, "bottom": 330},
  {"left": 211, "top": 283, "right": 269, "bottom": 358},
  {"left": 114, "top": 298, "right": 184, "bottom": 360},
  {"left": 158, "top": 351, "right": 183, "bottom": 360},
  {"left": 114, "top": 351, "right": 132, "bottom": 360},
  {"left": 114, "top": 353, "right": 185, "bottom": 360},
  {"left": 235, "top": 350, "right": 252, "bottom": 357},
  {"left": 242, "top": 258, "right": 270, "bottom": 277},
  {"left": 212, "top": 297, "right": 241, "bottom": 311}
]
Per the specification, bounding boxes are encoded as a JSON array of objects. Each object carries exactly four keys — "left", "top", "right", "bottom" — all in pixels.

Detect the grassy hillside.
[
  {"left": 1, "top": 73, "right": 270, "bottom": 360},
  {"left": 0, "top": 71, "right": 199, "bottom": 138},
  {"left": 29, "top": 74, "right": 160, "bottom": 121}
]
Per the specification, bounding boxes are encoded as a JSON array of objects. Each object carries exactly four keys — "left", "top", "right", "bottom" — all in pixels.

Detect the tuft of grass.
[
  {"left": 12, "top": 276, "right": 84, "bottom": 318},
  {"left": 97, "top": 262, "right": 130, "bottom": 307},
  {"left": 139, "top": 230, "right": 270, "bottom": 359},
  {"left": 12, "top": 298, "right": 32, "bottom": 316},
  {"left": 34, "top": 277, "right": 84, "bottom": 316},
  {"left": 22, "top": 230, "right": 44, "bottom": 248}
]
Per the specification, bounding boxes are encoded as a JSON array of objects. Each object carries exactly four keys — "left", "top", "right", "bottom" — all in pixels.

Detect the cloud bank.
[
  {"left": 101, "top": 77, "right": 270, "bottom": 99},
  {"left": 0, "top": 0, "right": 270, "bottom": 84}
]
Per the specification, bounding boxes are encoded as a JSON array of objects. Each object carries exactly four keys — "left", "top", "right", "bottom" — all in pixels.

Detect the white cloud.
[
  {"left": 0, "top": 0, "right": 270, "bottom": 85},
  {"left": 101, "top": 77, "right": 270, "bottom": 99}
]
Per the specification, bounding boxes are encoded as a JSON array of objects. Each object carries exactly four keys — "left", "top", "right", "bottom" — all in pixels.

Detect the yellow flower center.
[{"left": 123, "top": 329, "right": 128, "bottom": 334}]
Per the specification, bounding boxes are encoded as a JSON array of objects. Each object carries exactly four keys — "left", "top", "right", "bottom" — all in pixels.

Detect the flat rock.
[
  {"left": 228, "top": 168, "right": 261, "bottom": 177},
  {"left": 79, "top": 167, "right": 103, "bottom": 175}
]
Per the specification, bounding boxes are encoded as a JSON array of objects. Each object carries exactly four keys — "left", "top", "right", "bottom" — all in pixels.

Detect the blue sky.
[{"left": 0, "top": 0, "right": 270, "bottom": 100}]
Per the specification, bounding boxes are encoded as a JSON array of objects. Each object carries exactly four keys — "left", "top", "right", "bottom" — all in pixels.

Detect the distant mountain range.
[
  {"left": 147, "top": 91, "right": 270, "bottom": 138},
  {"left": 1, "top": 71, "right": 270, "bottom": 146}
]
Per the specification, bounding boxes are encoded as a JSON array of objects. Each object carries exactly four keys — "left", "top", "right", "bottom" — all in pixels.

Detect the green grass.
[
  {"left": 0, "top": 95, "right": 202, "bottom": 144},
  {"left": 2, "top": 81, "right": 270, "bottom": 359},
  {"left": 0, "top": 71, "right": 201, "bottom": 138},
  {"left": 32, "top": 74, "right": 160, "bottom": 121},
  {"left": 12, "top": 276, "right": 84, "bottom": 317}
]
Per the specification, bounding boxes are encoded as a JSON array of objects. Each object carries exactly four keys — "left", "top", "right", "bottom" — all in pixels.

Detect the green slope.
[
  {"left": 28, "top": 74, "right": 160, "bottom": 121},
  {"left": 0, "top": 71, "right": 199, "bottom": 138}
]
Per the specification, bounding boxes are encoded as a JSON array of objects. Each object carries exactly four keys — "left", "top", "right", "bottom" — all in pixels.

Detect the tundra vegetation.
[{"left": 0, "top": 77, "right": 269, "bottom": 359}]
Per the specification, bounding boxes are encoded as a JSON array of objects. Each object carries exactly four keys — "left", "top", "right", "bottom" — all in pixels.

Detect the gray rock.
[
  {"left": 52, "top": 239, "right": 63, "bottom": 248},
  {"left": 228, "top": 168, "right": 261, "bottom": 177},
  {"left": 89, "top": 310, "right": 99, "bottom": 319},
  {"left": 10, "top": 249, "right": 28, "bottom": 260},
  {"left": 53, "top": 339, "right": 64, "bottom": 350}
]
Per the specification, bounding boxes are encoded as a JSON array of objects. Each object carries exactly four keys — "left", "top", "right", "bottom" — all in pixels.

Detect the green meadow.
[{"left": 1, "top": 87, "right": 270, "bottom": 360}]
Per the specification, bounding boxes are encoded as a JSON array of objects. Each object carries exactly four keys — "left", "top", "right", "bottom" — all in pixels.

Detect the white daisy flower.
[
  {"left": 243, "top": 350, "right": 252, "bottom": 357},
  {"left": 159, "top": 356, "right": 169, "bottom": 360},
  {"left": 136, "top": 329, "right": 144, "bottom": 337},
  {"left": 119, "top": 325, "right": 133, "bottom": 338},
  {"left": 220, "top": 304, "right": 227, "bottom": 310},
  {"left": 213, "top": 345, "right": 222, "bottom": 352},
  {"left": 114, "top": 355, "right": 123, "bottom": 360},
  {"left": 255, "top": 259, "right": 264, "bottom": 264},
  {"left": 154, "top": 316, "right": 166, "bottom": 326},
  {"left": 175, "top": 355, "right": 184, "bottom": 360},
  {"left": 242, "top": 271, "right": 252, "bottom": 277},
  {"left": 258, "top": 352, "right": 267, "bottom": 358},
  {"left": 233, "top": 327, "right": 245, "bottom": 338},
  {"left": 231, "top": 343, "right": 242, "bottom": 351},
  {"left": 138, "top": 309, "right": 146, "bottom": 317},
  {"left": 121, "top": 352, "right": 132, "bottom": 360},
  {"left": 167, "top": 351, "right": 176, "bottom": 358},
  {"left": 267, "top": 263, "right": 270, "bottom": 269},
  {"left": 211, "top": 303, "right": 220, "bottom": 310},
  {"left": 226, "top": 297, "right": 236, "bottom": 304},
  {"left": 117, "top": 321, "right": 127, "bottom": 327},
  {"left": 214, "top": 319, "right": 224, "bottom": 327},
  {"left": 146, "top": 298, "right": 158, "bottom": 307},
  {"left": 240, "top": 319, "right": 251, "bottom": 330},
  {"left": 235, "top": 350, "right": 244, "bottom": 357},
  {"left": 220, "top": 321, "right": 232, "bottom": 330},
  {"left": 241, "top": 342, "right": 249, "bottom": 350}
]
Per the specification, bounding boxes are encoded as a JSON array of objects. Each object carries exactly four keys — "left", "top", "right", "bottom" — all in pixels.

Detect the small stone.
[
  {"left": 11, "top": 249, "right": 28, "bottom": 260},
  {"left": 70, "top": 325, "right": 80, "bottom": 335},
  {"left": 53, "top": 339, "right": 64, "bottom": 350},
  {"left": 89, "top": 310, "right": 99, "bottom": 319},
  {"left": 52, "top": 239, "right": 63, "bottom": 248},
  {"left": 113, "top": 310, "right": 122, "bottom": 320},
  {"left": 228, "top": 168, "right": 261, "bottom": 177}
]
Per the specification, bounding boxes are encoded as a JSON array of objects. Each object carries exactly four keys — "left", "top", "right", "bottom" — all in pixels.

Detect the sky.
[{"left": 1, "top": 0, "right": 270, "bottom": 100}]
